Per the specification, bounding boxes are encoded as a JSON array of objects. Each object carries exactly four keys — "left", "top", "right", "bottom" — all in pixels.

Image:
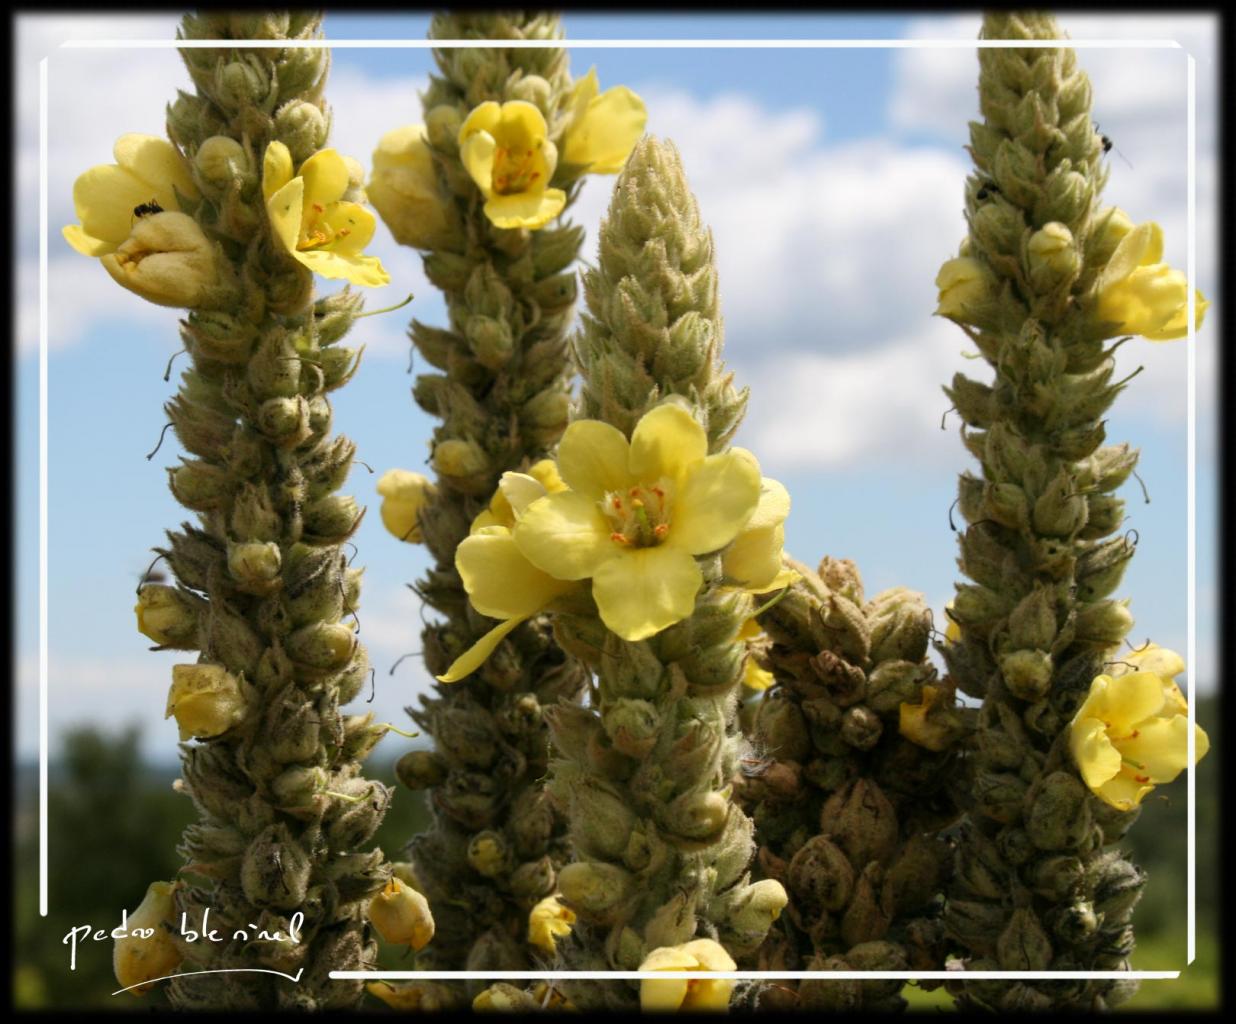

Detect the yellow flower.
[
  {"left": 513, "top": 404, "right": 762, "bottom": 642},
  {"left": 561, "top": 67, "right": 647, "bottom": 174},
  {"left": 1069, "top": 646, "right": 1209, "bottom": 810},
  {"left": 458, "top": 100, "right": 567, "bottom": 230},
  {"left": 639, "top": 938, "right": 736, "bottom": 1013},
  {"left": 63, "top": 133, "right": 198, "bottom": 257},
  {"left": 1095, "top": 220, "right": 1208, "bottom": 341},
  {"left": 368, "top": 124, "right": 455, "bottom": 249},
  {"left": 135, "top": 585, "right": 195, "bottom": 647},
  {"left": 114, "top": 881, "right": 182, "bottom": 995},
  {"left": 935, "top": 256, "right": 995, "bottom": 320},
  {"left": 377, "top": 468, "right": 435, "bottom": 543},
  {"left": 262, "top": 141, "right": 390, "bottom": 287},
  {"left": 528, "top": 894, "right": 576, "bottom": 955},
  {"left": 722, "top": 476, "right": 794, "bottom": 594},
  {"left": 165, "top": 664, "right": 246, "bottom": 741},
  {"left": 368, "top": 876, "right": 435, "bottom": 950},
  {"left": 438, "top": 468, "right": 578, "bottom": 683}
]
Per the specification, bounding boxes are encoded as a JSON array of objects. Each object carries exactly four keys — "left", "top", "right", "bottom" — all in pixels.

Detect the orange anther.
[
  {"left": 312, "top": 203, "right": 325, "bottom": 213},
  {"left": 610, "top": 532, "right": 628, "bottom": 545},
  {"left": 653, "top": 524, "right": 669, "bottom": 538}
]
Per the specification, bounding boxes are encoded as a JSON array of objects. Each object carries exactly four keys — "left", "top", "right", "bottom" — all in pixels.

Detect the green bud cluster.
[
  {"left": 544, "top": 137, "right": 775, "bottom": 1013},
  {"left": 148, "top": 14, "right": 390, "bottom": 1011},
  {"left": 741, "top": 558, "right": 966, "bottom": 1012},
  {"left": 393, "top": 13, "right": 590, "bottom": 987},
  {"left": 939, "top": 14, "right": 1150, "bottom": 1011}
]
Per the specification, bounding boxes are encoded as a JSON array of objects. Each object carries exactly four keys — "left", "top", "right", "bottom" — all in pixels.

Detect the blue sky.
[{"left": 13, "top": 12, "right": 1220, "bottom": 761}]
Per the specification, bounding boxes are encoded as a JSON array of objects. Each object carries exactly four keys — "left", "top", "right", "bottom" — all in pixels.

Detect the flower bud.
[
  {"left": 135, "top": 585, "right": 200, "bottom": 648},
  {"left": 194, "top": 135, "right": 250, "bottom": 185},
  {"left": 270, "top": 764, "right": 325, "bottom": 811},
  {"left": 215, "top": 58, "right": 267, "bottom": 109},
  {"left": 432, "top": 438, "right": 489, "bottom": 482},
  {"left": 1029, "top": 854, "right": 1085, "bottom": 902},
  {"left": 841, "top": 705, "right": 883, "bottom": 750},
  {"left": 101, "top": 213, "right": 224, "bottom": 309},
  {"left": 720, "top": 878, "right": 788, "bottom": 952},
  {"left": 528, "top": 894, "right": 575, "bottom": 955},
  {"left": 999, "top": 648, "right": 1054, "bottom": 701},
  {"left": 165, "top": 663, "right": 246, "bottom": 741},
  {"left": 1073, "top": 599, "right": 1134, "bottom": 647},
  {"left": 257, "top": 395, "right": 312, "bottom": 448},
  {"left": 996, "top": 908, "right": 1053, "bottom": 970},
  {"left": 425, "top": 104, "right": 462, "bottom": 154},
  {"left": 241, "top": 823, "right": 311, "bottom": 910},
  {"left": 820, "top": 779, "right": 899, "bottom": 868},
  {"left": 395, "top": 749, "right": 449, "bottom": 791},
  {"left": 508, "top": 74, "right": 552, "bottom": 108},
  {"left": 558, "top": 861, "right": 633, "bottom": 923},
  {"left": 369, "top": 876, "right": 434, "bottom": 950},
  {"left": 1088, "top": 207, "right": 1134, "bottom": 267},
  {"left": 841, "top": 862, "right": 891, "bottom": 947},
  {"left": 114, "top": 881, "right": 182, "bottom": 995},
  {"left": 787, "top": 836, "right": 854, "bottom": 912},
  {"left": 467, "top": 830, "right": 510, "bottom": 878},
  {"left": 285, "top": 621, "right": 356, "bottom": 670},
  {"left": 302, "top": 494, "right": 363, "bottom": 544},
  {"left": 227, "top": 540, "right": 282, "bottom": 594},
  {"left": 510, "top": 856, "right": 555, "bottom": 899},
  {"left": 1026, "top": 771, "right": 1092, "bottom": 851},
  {"left": 169, "top": 460, "right": 231, "bottom": 511},
  {"left": 663, "top": 789, "right": 730, "bottom": 844}
]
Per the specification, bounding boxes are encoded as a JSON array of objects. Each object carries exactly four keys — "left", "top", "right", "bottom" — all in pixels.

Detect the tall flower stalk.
[
  {"left": 367, "top": 13, "right": 643, "bottom": 993},
  {"left": 473, "top": 136, "right": 790, "bottom": 1013},
  {"left": 936, "top": 13, "right": 1207, "bottom": 1011},
  {"left": 79, "top": 12, "right": 397, "bottom": 1009},
  {"left": 740, "top": 559, "right": 966, "bottom": 1012}
]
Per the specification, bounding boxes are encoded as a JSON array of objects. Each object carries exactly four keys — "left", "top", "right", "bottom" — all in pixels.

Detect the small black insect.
[
  {"left": 132, "top": 198, "right": 164, "bottom": 220},
  {"left": 975, "top": 181, "right": 1001, "bottom": 201},
  {"left": 1100, "top": 134, "right": 1113, "bottom": 153}
]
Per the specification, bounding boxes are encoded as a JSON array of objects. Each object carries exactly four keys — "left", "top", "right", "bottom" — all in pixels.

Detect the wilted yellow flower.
[
  {"left": 101, "top": 212, "right": 223, "bottom": 308},
  {"left": 135, "top": 585, "right": 196, "bottom": 647},
  {"left": 1069, "top": 645, "right": 1209, "bottom": 810},
  {"left": 377, "top": 468, "right": 435, "bottom": 543},
  {"left": 512, "top": 404, "right": 762, "bottom": 642},
  {"left": 438, "top": 468, "right": 578, "bottom": 683},
  {"left": 560, "top": 67, "right": 647, "bottom": 174},
  {"left": 738, "top": 618, "right": 774, "bottom": 692},
  {"left": 899, "top": 684, "right": 959, "bottom": 753},
  {"left": 114, "top": 880, "right": 182, "bottom": 995},
  {"left": 368, "top": 124, "right": 454, "bottom": 249},
  {"left": 935, "top": 256, "right": 995, "bottom": 320},
  {"left": 528, "top": 894, "right": 576, "bottom": 955},
  {"left": 458, "top": 100, "right": 566, "bottom": 230},
  {"left": 1095, "top": 220, "right": 1208, "bottom": 341},
  {"left": 262, "top": 141, "right": 390, "bottom": 287},
  {"left": 722, "top": 476, "right": 794, "bottom": 594},
  {"left": 165, "top": 664, "right": 246, "bottom": 741},
  {"left": 639, "top": 938, "right": 736, "bottom": 1013},
  {"left": 368, "top": 876, "right": 435, "bottom": 950}
]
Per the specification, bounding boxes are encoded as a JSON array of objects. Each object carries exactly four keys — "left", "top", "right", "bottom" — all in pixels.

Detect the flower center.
[
  {"left": 492, "top": 141, "right": 544, "bottom": 195},
  {"left": 602, "top": 480, "right": 673, "bottom": 548},
  {"left": 298, "top": 202, "right": 353, "bottom": 252}
]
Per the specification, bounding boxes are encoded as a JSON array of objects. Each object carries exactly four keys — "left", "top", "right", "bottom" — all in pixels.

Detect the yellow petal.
[
  {"left": 1102, "top": 670, "right": 1171, "bottom": 733},
  {"left": 437, "top": 616, "right": 528, "bottom": 683},
  {"left": 262, "top": 140, "right": 294, "bottom": 202},
  {"left": 629, "top": 404, "right": 708, "bottom": 485},
  {"left": 1094, "top": 772, "right": 1154, "bottom": 811},
  {"left": 460, "top": 129, "right": 497, "bottom": 197},
  {"left": 72, "top": 164, "right": 162, "bottom": 247},
  {"left": 1116, "top": 643, "right": 1185, "bottom": 681},
  {"left": 459, "top": 101, "right": 503, "bottom": 145},
  {"left": 1141, "top": 289, "right": 1208, "bottom": 342},
  {"left": 1116, "top": 715, "right": 1193, "bottom": 783},
  {"left": 681, "top": 938, "right": 736, "bottom": 973},
  {"left": 591, "top": 544, "right": 702, "bottom": 642},
  {"left": 293, "top": 247, "right": 391, "bottom": 288},
  {"left": 640, "top": 976, "right": 691, "bottom": 1013},
  {"left": 316, "top": 201, "right": 377, "bottom": 256},
  {"left": 514, "top": 491, "right": 614, "bottom": 581},
  {"left": 1070, "top": 716, "right": 1122, "bottom": 789},
  {"left": 744, "top": 657, "right": 774, "bottom": 692},
  {"left": 266, "top": 176, "right": 305, "bottom": 257},
  {"left": 566, "top": 67, "right": 600, "bottom": 123},
  {"left": 457, "top": 528, "right": 572, "bottom": 620},
  {"left": 563, "top": 84, "right": 647, "bottom": 174},
  {"left": 298, "top": 148, "right": 350, "bottom": 209},
  {"left": 557, "top": 419, "right": 633, "bottom": 499},
  {"left": 1101, "top": 221, "right": 1163, "bottom": 285},
  {"left": 723, "top": 524, "right": 784, "bottom": 591},
  {"left": 670, "top": 450, "right": 762, "bottom": 555},
  {"left": 497, "top": 471, "right": 549, "bottom": 518},
  {"left": 62, "top": 224, "right": 117, "bottom": 257},
  {"left": 113, "top": 133, "right": 197, "bottom": 200},
  {"left": 483, "top": 189, "right": 565, "bottom": 230},
  {"left": 745, "top": 476, "right": 791, "bottom": 531},
  {"left": 497, "top": 100, "right": 551, "bottom": 150}
]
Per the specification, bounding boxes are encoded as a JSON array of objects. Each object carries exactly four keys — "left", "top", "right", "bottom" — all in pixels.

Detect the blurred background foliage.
[{"left": 11, "top": 697, "right": 1219, "bottom": 1010}]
